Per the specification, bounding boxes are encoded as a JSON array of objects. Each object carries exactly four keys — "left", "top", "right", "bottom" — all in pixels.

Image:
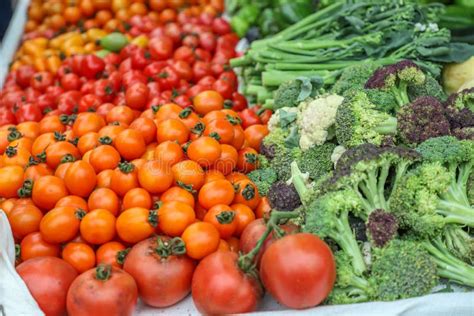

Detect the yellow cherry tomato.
[{"left": 131, "top": 35, "right": 149, "bottom": 48}]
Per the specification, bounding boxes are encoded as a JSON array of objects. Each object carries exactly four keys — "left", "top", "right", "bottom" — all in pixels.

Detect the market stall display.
[{"left": 0, "top": 0, "right": 473, "bottom": 315}]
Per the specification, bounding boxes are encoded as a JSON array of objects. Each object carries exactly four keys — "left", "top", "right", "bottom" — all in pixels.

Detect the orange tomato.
[
  {"left": 203, "top": 169, "right": 225, "bottom": 183},
  {"left": 237, "top": 147, "right": 259, "bottom": 173},
  {"left": 231, "top": 203, "right": 256, "bottom": 236},
  {"left": 77, "top": 132, "right": 99, "bottom": 155},
  {"left": 89, "top": 145, "right": 121, "bottom": 173},
  {"left": 64, "top": 160, "right": 97, "bottom": 197},
  {"left": 80, "top": 208, "right": 116, "bottom": 244},
  {"left": 106, "top": 105, "right": 135, "bottom": 125},
  {"left": 156, "top": 118, "right": 189, "bottom": 144},
  {"left": 158, "top": 201, "right": 196, "bottom": 237},
  {"left": 244, "top": 125, "right": 269, "bottom": 151},
  {"left": 233, "top": 179, "right": 261, "bottom": 210},
  {"left": 96, "top": 241, "right": 127, "bottom": 268},
  {"left": 88, "top": 187, "right": 120, "bottom": 216},
  {"left": 203, "top": 204, "right": 237, "bottom": 239},
  {"left": 122, "top": 187, "right": 152, "bottom": 209},
  {"left": 159, "top": 186, "right": 195, "bottom": 208},
  {"left": 40, "top": 206, "right": 85, "bottom": 244},
  {"left": 154, "top": 103, "right": 182, "bottom": 123},
  {"left": 56, "top": 195, "right": 89, "bottom": 212},
  {"left": 62, "top": 242, "right": 96, "bottom": 273},
  {"left": 8, "top": 203, "right": 43, "bottom": 240},
  {"left": 45, "top": 141, "right": 81, "bottom": 169},
  {"left": 115, "top": 129, "right": 146, "bottom": 160},
  {"left": 187, "top": 136, "right": 222, "bottom": 168},
  {"left": 181, "top": 222, "right": 220, "bottom": 260},
  {"left": 20, "top": 232, "right": 61, "bottom": 261},
  {"left": 171, "top": 160, "right": 205, "bottom": 191},
  {"left": 73, "top": 112, "right": 106, "bottom": 137},
  {"left": 24, "top": 164, "right": 52, "bottom": 182},
  {"left": 137, "top": 160, "right": 174, "bottom": 194},
  {"left": 96, "top": 169, "right": 114, "bottom": 188},
  {"left": 32, "top": 175, "right": 68, "bottom": 210},
  {"left": 212, "top": 144, "right": 238, "bottom": 175},
  {"left": 39, "top": 115, "right": 66, "bottom": 134},
  {"left": 193, "top": 91, "right": 224, "bottom": 115},
  {"left": 203, "top": 118, "right": 235, "bottom": 145},
  {"left": 154, "top": 141, "right": 184, "bottom": 166},
  {"left": 129, "top": 117, "right": 157, "bottom": 144},
  {"left": 116, "top": 207, "right": 157, "bottom": 243},
  {"left": 198, "top": 179, "right": 235, "bottom": 209},
  {"left": 256, "top": 197, "right": 272, "bottom": 219},
  {"left": 109, "top": 162, "right": 139, "bottom": 197}
]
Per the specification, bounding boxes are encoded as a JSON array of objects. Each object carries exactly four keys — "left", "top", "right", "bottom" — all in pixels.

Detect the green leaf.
[
  {"left": 284, "top": 126, "right": 300, "bottom": 148},
  {"left": 279, "top": 109, "right": 297, "bottom": 128}
]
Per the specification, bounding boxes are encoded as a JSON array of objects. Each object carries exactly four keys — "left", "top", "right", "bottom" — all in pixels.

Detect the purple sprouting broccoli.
[
  {"left": 397, "top": 96, "right": 451, "bottom": 145},
  {"left": 452, "top": 127, "right": 474, "bottom": 140},
  {"left": 367, "top": 210, "right": 399, "bottom": 248},
  {"left": 365, "top": 60, "right": 425, "bottom": 108},
  {"left": 444, "top": 88, "right": 474, "bottom": 129}
]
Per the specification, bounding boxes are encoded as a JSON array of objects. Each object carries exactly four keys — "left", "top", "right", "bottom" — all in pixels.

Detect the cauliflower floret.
[
  {"left": 267, "top": 107, "right": 299, "bottom": 131},
  {"left": 331, "top": 145, "right": 347, "bottom": 167},
  {"left": 297, "top": 94, "right": 344, "bottom": 150}
]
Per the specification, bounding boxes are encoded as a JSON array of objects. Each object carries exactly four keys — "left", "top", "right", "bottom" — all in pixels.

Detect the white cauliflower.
[{"left": 297, "top": 94, "right": 344, "bottom": 150}]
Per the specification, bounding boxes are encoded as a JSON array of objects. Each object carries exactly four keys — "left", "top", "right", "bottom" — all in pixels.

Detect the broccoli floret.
[
  {"left": 442, "top": 225, "right": 474, "bottom": 264},
  {"left": 260, "top": 127, "right": 289, "bottom": 160},
  {"left": 297, "top": 94, "right": 344, "bottom": 150},
  {"left": 423, "top": 237, "right": 474, "bottom": 288},
  {"left": 297, "top": 143, "right": 336, "bottom": 182},
  {"left": 270, "top": 146, "right": 302, "bottom": 181},
  {"left": 335, "top": 91, "right": 398, "bottom": 147},
  {"left": 408, "top": 74, "right": 447, "bottom": 102},
  {"left": 332, "top": 63, "right": 397, "bottom": 113},
  {"left": 445, "top": 88, "right": 474, "bottom": 129},
  {"left": 267, "top": 181, "right": 301, "bottom": 211},
  {"left": 271, "top": 78, "right": 321, "bottom": 110},
  {"left": 247, "top": 168, "right": 278, "bottom": 197},
  {"left": 397, "top": 96, "right": 451, "bottom": 145},
  {"left": 303, "top": 190, "right": 367, "bottom": 275},
  {"left": 329, "top": 144, "right": 420, "bottom": 215},
  {"left": 371, "top": 239, "right": 438, "bottom": 301},
  {"left": 367, "top": 210, "right": 398, "bottom": 248},
  {"left": 389, "top": 162, "right": 474, "bottom": 238},
  {"left": 326, "top": 251, "right": 375, "bottom": 305},
  {"left": 365, "top": 60, "right": 426, "bottom": 108},
  {"left": 416, "top": 136, "right": 473, "bottom": 208},
  {"left": 452, "top": 127, "right": 474, "bottom": 141}
]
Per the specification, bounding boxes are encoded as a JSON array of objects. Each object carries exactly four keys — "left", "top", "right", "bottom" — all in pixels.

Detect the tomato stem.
[
  {"left": 155, "top": 236, "right": 186, "bottom": 258},
  {"left": 238, "top": 210, "right": 299, "bottom": 272},
  {"left": 116, "top": 248, "right": 130, "bottom": 265},
  {"left": 95, "top": 264, "right": 112, "bottom": 281}
]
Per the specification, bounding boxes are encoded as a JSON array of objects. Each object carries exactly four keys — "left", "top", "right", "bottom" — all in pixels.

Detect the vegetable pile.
[
  {"left": 231, "top": 0, "right": 474, "bottom": 105},
  {"left": 1, "top": 0, "right": 474, "bottom": 315}
]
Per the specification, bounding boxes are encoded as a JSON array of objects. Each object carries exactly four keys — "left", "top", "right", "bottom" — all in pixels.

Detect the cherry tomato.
[
  {"left": 20, "top": 232, "right": 61, "bottom": 261},
  {"left": 149, "top": 36, "right": 174, "bottom": 60},
  {"left": 81, "top": 55, "right": 105, "bottom": 79},
  {"left": 62, "top": 242, "right": 96, "bottom": 273},
  {"left": 80, "top": 209, "right": 116, "bottom": 245},
  {"left": 96, "top": 241, "right": 128, "bottom": 268}
]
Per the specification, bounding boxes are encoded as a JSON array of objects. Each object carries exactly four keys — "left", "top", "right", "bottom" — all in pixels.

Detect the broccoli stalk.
[
  {"left": 303, "top": 189, "right": 367, "bottom": 276},
  {"left": 442, "top": 225, "right": 474, "bottom": 264},
  {"left": 329, "top": 144, "right": 420, "bottom": 215},
  {"left": 423, "top": 237, "right": 474, "bottom": 288},
  {"left": 365, "top": 60, "right": 426, "bottom": 108},
  {"left": 326, "top": 251, "right": 374, "bottom": 305}
]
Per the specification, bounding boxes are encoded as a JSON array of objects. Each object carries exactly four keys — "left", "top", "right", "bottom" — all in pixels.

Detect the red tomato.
[
  {"left": 199, "top": 32, "right": 216, "bottom": 52},
  {"left": 131, "top": 47, "right": 151, "bottom": 69},
  {"left": 192, "top": 251, "right": 262, "bottom": 314},
  {"left": 239, "top": 109, "right": 261, "bottom": 129},
  {"left": 16, "top": 257, "right": 78, "bottom": 316},
  {"left": 192, "top": 61, "right": 212, "bottom": 82},
  {"left": 61, "top": 73, "right": 81, "bottom": 91},
  {"left": 125, "top": 82, "right": 149, "bottom": 110},
  {"left": 16, "top": 65, "right": 36, "bottom": 88},
  {"left": 81, "top": 55, "right": 105, "bottom": 79},
  {"left": 123, "top": 236, "right": 196, "bottom": 307},
  {"left": 14, "top": 102, "right": 43, "bottom": 123},
  {"left": 157, "top": 66, "right": 179, "bottom": 91},
  {"left": 30, "top": 72, "right": 54, "bottom": 92},
  {"left": 67, "top": 265, "right": 138, "bottom": 316},
  {"left": 212, "top": 18, "right": 232, "bottom": 35},
  {"left": 212, "top": 79, "right": 234, "bottom": 100},
  {"left": 231, "top": 92, "right": 248, "bottom": 111},
  {"left": 149, "top": 36, "right": 174, "bottom": 60},
  {"left": 260, "top": 233, "right": 336, "bottom": 309}
]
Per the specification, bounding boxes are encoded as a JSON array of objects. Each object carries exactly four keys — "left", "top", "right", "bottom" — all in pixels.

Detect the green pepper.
[
  {"left": 100, "top": 32, "right": 129, "bottom": 53},
  {"left": 95, "top": 49, "right": 111, "bottom": 58},
  {"left": 278, "top": 0, "right": 316, "bottom": 24},
  {"left": 231, "top": 16, "right": 250, "bottom": 37}
]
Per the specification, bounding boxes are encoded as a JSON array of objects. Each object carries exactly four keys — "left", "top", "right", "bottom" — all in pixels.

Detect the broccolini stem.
[
  {"left": 436, "top": 201, "right": 474, "bottom": 227},
  {"left": 290, "top": 161, "right": 310, "bottom": 206},
  {"left": 373, "top": 117, "right": 398, "bottom": 135},
  {"left": 423, "top": 239, "right": 474, "bottom": 287},
  {"left": 335, "top": 213, "right": 367, "bottom": 275},
  {"left": 354, "top": 183, "right": 374, "bottom": 214},
  {"left": 442, "top": 182, "right": 470, "bottom": 207},
  {"left": 458, "top": 162, "right": 473, "bottom": 195}
]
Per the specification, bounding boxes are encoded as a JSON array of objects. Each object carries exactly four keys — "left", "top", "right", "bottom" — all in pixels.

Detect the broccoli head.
[
  {"left": 444, "top": 87, "right": 474, "bottom": 129},
  {"left": 371, "top": 239, "right": 438, "bottom": 301},
  {"left": 389, "top": 162, "right": 474, "bottom": 238},
  {"left": 452, "top": 127, "right": 474, "bottom": 141},
  {"left": 396, "top": 96, "right": 451, "bottom": 145},
  {"left": 335, "top": 91, "right": 398, "bottom": 147},
  {"left": 365, "top": 60, "right": 426, "bottom": 108},
  {"left": 303, "top": 190, "right": 367, "bottom": 275},
  {"left": 297, "top": 143, "right": 336, "bottom": 182},
  {"left": 408, "top": 74, "right": 447, "bottom": 102},
  {"left": 329, "top": 143, "right": 420, "bottom": 215},
  {"left": 267, "top": 181, "right": 301, "bottom": 212},
  {"left": 247, "top": 168, "right": 278, "bottom": 197},
  {"left": 271, "top": 77, "right": 321, "bottom": 110},
  {"left": 269, "top": 146, "right": 302, "bottom": 181},
  {"left": 367, "top": 209, "right": 398, "bottom": 248},
  {"left": 260, "top": 127, "right": 290, "bottom": 160},
  {"left": 326, "top": 251, "right": 375, "bottom": 305}
]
